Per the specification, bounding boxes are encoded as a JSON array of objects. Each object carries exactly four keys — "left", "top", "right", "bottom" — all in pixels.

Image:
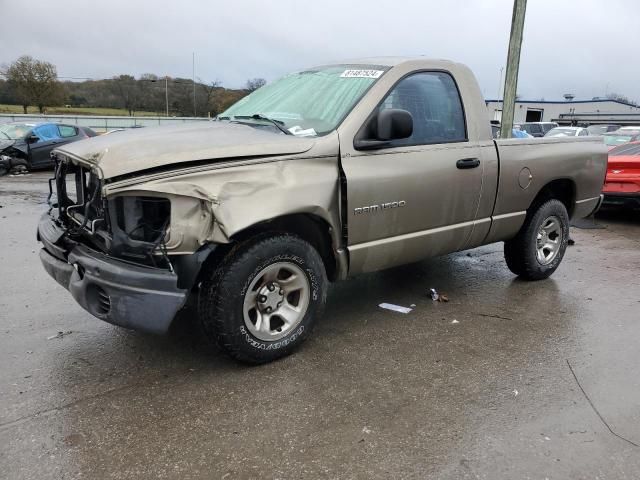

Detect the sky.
[{"left": 1, "top": 0, "right": 639, "bottom": 101}]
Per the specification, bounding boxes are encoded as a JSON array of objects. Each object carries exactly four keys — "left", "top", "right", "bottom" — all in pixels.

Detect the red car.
[{"left": 603, "top": 141, "right": 640, "bottom": 208}]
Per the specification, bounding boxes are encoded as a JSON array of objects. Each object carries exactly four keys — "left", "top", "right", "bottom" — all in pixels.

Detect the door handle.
[{"left": 456, "top": 157, "right": 480, "bottom": 169}]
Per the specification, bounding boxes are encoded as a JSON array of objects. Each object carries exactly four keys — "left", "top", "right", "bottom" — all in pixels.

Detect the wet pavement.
[{"left": 1, "top": 171, "right": 639, "bottom": 479}]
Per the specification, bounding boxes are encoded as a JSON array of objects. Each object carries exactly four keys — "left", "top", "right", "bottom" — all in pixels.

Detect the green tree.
[{"left": 6, "top": 56, "right": 63, "bottom": 113}]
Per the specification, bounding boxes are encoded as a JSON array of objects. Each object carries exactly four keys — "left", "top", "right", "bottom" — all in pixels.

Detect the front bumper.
[{"left": 38, "top": 214, "right": 188, "bottom": 334}]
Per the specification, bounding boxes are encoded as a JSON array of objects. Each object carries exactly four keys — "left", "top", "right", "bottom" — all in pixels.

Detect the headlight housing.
[{"left": 108, "top": 196, "right": 171, "bottom": 259}]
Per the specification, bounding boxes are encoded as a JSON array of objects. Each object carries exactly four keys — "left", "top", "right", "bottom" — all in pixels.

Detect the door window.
[
  {"left": 33, "top": 124, "right": 61, "bottom": 141},
  {"left": 58, "top": 125, "right": 78, "bottom": 138},
  {"left": 379, "top": 72, "right": 466, "bottom": 145}
]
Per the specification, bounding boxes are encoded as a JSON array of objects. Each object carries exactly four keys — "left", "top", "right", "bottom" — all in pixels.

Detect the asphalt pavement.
[{"left": 1, "top": 172, "right": 639, "bottom": 479}]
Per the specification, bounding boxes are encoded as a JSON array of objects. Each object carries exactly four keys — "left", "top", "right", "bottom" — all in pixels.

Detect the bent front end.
[{"left": 37, "top": 155, "right": 212, "bottom": 334}]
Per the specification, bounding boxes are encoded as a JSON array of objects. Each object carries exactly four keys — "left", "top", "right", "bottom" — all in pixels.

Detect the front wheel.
[
  {"left": 504, "top": 199, "right": 570, "bottom": 280},
  {"left": 198, "top": 233, "right": 327, "bottom": 364}
]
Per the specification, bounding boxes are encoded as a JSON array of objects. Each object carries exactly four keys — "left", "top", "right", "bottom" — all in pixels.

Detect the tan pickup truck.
[{"left": 39, "top": 57, "right": 607, "bottom": 363}]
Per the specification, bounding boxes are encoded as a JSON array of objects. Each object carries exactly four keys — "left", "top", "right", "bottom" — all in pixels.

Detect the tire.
[
  {"left": 198, "top": 233, "right": 327, "bottom": 364},
  {"left": 504, "top": 199, "right": 570, "bottom": 280}
]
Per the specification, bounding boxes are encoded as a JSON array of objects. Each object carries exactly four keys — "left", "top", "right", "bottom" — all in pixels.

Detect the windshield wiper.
[
  {"left": 226, "top": 114, "right": 292, "bottom": 135},
  {"left": 0, "top": 131, "right": 10, "bottom": 140}
]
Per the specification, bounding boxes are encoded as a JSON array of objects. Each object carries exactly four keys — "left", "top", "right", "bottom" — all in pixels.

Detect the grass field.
[{"left": 0, "top": 104, "right": 160, "bottom": 117}]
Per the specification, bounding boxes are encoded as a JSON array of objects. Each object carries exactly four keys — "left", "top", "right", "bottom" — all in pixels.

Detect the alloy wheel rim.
[
  {"left": 536, "top": 215, "right": 563, "bottom": 265},
  {"left": 242, "top": 262, "right": 310, "bottom": 341}
]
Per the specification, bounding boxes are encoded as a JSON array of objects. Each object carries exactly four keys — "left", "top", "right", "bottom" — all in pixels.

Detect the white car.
[
  {"left": 616, "top": 126, "right": 640, "bottom": 132},
  {"left": 544, "top": 127, "right": 590, "bottom": 137}
]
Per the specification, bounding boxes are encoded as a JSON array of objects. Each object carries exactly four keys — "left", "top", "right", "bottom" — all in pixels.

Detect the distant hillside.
[{"left": 0, "top": 76, "right": 250, "bottom": 117}]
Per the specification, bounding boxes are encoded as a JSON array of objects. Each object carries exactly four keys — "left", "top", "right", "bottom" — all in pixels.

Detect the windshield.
[
  {"left": 609, "top": 143, "right": 640, "bottom": 156},
  {"left": 220, "top": 65, "right": 388, "bottom": 136},
  {"left": 546, "top": 128, "right": 577, "bottom": 137},
  {"left": 604, "top": 134, "right": 633, "bottom": 146},
  {"left": 522, "top": 124, "right": 542, "bottom": 134},
  {"left": 0, "top": 123, "right": 34, "bottom": 140}
]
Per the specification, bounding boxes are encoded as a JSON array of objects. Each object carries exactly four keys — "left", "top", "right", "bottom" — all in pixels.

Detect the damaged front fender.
[{"left": 103, "top": 154, "right": 343, "bottom": 254}]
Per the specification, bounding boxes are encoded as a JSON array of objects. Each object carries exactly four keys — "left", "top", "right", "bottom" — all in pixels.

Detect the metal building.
[{"left": 485, "top": 99, "right": 640, "bottom": 126}]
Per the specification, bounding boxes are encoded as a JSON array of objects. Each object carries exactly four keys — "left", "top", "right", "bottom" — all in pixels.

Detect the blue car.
[{"left": 491, "top": 124, "right": 534, "bottom": 139}]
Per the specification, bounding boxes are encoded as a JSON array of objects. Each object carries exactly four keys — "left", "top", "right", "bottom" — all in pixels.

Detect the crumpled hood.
[
  {"left": 0, "top": 139, "right": 16, "bottom": 153},
  {"left": 54, "top": 121, "right": 316, "bottom": 179}
]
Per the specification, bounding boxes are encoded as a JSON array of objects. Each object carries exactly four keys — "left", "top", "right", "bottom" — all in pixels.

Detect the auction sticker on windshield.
[{"left": 340, "top": 69, "right": 384, "bottom": 79}]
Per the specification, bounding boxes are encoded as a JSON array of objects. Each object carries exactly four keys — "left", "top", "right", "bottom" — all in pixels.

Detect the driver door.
[
  {"left": 29, "top": 124, "right": 62, "bottom": 168},
  {"left": 340, "top": 71, "right": 484, "bottom": 273}
]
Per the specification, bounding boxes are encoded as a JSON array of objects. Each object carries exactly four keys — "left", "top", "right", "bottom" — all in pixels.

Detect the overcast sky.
[{"left": 1, "top": 0, "right": 638, "bottom": 101}]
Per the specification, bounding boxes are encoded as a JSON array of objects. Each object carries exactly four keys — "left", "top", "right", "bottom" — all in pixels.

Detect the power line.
[{"left": 0, "top": 72, "right": 209, "bottom": 84}]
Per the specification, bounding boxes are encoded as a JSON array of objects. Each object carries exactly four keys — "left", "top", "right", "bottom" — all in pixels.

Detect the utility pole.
[
  {"left": 165, "top": 76, "right": 169, "bottom": 117},
  {"left": 192, "top": 52, "right": 196, "bottom": 117},
  {"left": 500, "top": 0, "right": 527, "bottom": 139}
]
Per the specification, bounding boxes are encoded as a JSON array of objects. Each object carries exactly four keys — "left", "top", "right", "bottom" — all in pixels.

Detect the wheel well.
[
  {"left": 228, "top": 214, "right": 338, "bottom": 281},
  {"left": 530, "top": 179, "right": 576, "bottom": 217}
]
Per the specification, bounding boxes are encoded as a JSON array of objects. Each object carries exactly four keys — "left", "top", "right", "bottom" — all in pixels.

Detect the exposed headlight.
[
  {"left": 111, "top": 196, "right": 171, "bottom": 243},
  {"left": 108, "top": 196, "right": 171, "bottom": 261}
]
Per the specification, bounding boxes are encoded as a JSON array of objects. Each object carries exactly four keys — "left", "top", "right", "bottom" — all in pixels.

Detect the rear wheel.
[
  {"left": 198, "top": 233, "right": 327, "bottom": 364},
  {"left": 504, "top": 199, "right": 570, "bottom": 280}
]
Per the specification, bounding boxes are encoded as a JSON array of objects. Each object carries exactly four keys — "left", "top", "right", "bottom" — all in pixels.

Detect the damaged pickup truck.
[{"left": 38, "top": 58, "right": 607, "bottom": 364}]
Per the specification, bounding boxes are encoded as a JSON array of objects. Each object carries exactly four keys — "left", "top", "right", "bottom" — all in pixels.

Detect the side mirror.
[
  {"left": 26, "top": 135, "right": 39, "bottom": 144},
  {"left": 377, "top": 108, "right": 413, "bottom": 141},
  {"left": 354, "top": 109, "right": 413, "bottom": 150}
]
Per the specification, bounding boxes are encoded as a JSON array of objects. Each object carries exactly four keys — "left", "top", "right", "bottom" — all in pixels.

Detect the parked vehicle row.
[
  {"left": 545, "top": 126, "right": 590, "bottom": 137},
  {"left": 587, "top": 124, "right": 620, "bottom": 135}
]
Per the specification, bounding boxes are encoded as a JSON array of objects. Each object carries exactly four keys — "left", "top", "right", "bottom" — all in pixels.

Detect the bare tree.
[
  {"left": 607, "top": 92, "right": 637, "bottom": 106},
  {"left": 111, "top": 75, "right": 138, "bottom": 116},
  {"left": 198, "top": 79, "right": 221, "bottom": 117},
  {"left": 137, "top": 73, "right": 165, "bottom": 113},
  {"left": 6, "top": 56, "right": 63, "bottom": 113},
  {"left": 245, "top": 78, "right": 266, "bottom": 92}
]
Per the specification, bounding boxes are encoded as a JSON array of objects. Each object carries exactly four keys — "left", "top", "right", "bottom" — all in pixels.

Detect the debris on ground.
[
  {"left": 362, "top": 426, "right": 372, "bottom": 434},
  {"left": 513, "top": 389, "right": 519, "bottom": 397},
  {"left": 429, "top": 288, "right": 449, "bottom": 302},
  {"left": 568, "top": 238, "right": 576, "bottom": 246},
  {"left": 47, "top": 331, "right": 73, "bottom": 340},
  {"left": 379, "top": 303, "right": 412, "bottom": 314},
  {"left": 478, "top": 312, "right": 514, "bottom": 321},
  {"left": 451, "top": 319, "right": 459, "bottom": 324}
]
